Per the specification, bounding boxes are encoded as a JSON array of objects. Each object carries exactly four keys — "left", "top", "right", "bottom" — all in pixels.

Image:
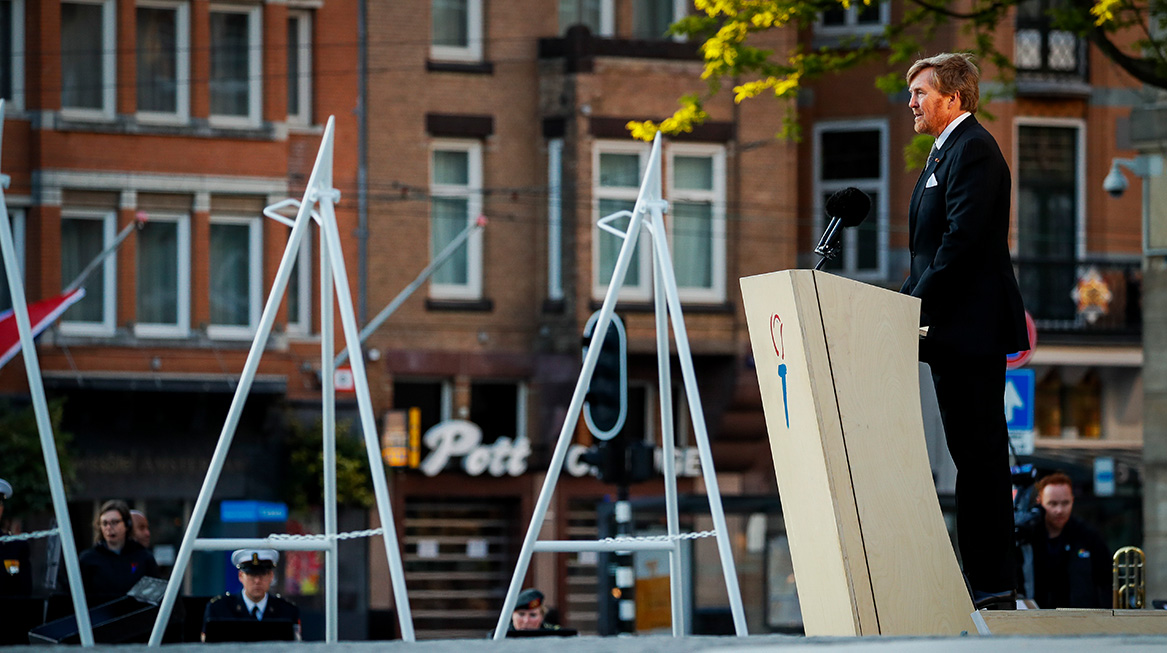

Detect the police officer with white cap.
[
  {"left": 201, "top": 549, "right": 300, "bottom": 641},
  {"left": 0, "top": 478, "right": 33, "bottom": 598}
]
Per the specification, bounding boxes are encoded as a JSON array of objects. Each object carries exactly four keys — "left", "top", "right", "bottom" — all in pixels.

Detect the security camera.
[{"left": 1104, "top": 164, "right": 1128, "bottom": 198}]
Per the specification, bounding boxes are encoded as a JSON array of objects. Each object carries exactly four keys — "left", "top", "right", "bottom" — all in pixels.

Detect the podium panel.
[{"left": 740, "top": 270, "right": 973, "bottom": 636}]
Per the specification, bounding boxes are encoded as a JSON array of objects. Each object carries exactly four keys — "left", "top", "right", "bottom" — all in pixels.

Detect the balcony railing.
[{"left": 1013, "top": 257, "right": 1141, "bottom": 337}]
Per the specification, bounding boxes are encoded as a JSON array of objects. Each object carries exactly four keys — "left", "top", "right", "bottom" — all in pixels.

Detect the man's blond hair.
[{"left": 906, "top": 53, "right": 980, "bottom": 114}]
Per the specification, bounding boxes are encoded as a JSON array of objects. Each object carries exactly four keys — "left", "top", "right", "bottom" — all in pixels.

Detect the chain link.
[
  {"left": 0, "top": 528, "right": 60, "bottom": 543},
  {"left": 600, "top": 530, "right": 717, "bottom": 544},
  {"left": 267, "top": 528, "right": 384, "bottom": 542}
]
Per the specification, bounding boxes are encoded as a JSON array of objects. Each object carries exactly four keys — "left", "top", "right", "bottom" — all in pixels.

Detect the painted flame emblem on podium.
[{"left": 770, "top": 313, "right": 789, "bottom": 428}]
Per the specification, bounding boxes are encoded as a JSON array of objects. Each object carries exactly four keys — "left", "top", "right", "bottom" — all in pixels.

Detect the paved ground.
[{"left": 6, "top": 633, "right": 1167, "bottom": 652}]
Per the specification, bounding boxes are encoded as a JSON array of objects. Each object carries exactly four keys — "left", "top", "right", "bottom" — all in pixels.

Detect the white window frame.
[
  {"left": 286, "top": 9, "right": 312, "bottom": 126},
  {"left": 208, "top": 3, "right": 262, "bottom": 129},
  {"left": 667, "top": 143, "right": 726, "bottom": 303},
  {"left": 632, "top": 0, "right": 687, "bottom": 40},
  {"left": 430, "top": 0, "right": 483, "bottom": 62},
  {"left": 285, "top": 224, "right": 313, "bottom": 336},
  {"left": 592, "top": 140, "right": 651, "bottom": 301},
  {"left": 1012, "top": 117, "right": 1087, "bottom": 259},
  {"left": 2, "top": 0, "right": 24, "bottom": 111},
  {"left": 134, "top": 212, "right": 191, "bottom": 338},
  {"left": 815, "top": 2, "right": 889, "bottom": 35},
  {"left": 811, "top": 119, "right": 889, "bottom": 281},
  {"left": 0, "top": 206, "right": 26, "bottom": 311},
  {"left": 59, "top": 0, "right": 117, "bottom": 121},
  {"left": 59, "top": 209, "right": 118, "bottom": 337},
  {"left": 547, "top": 138, "right": 564, "bottom": 302},
  {"left": 558, "top": 0, "right": 613, "bottom": 36},
  {"left": 207, "top": 214, "right": 262, "bottom": 340},
  {"left": 135, "top": 0, "right": 190, "bottom": 125},
  {"left": 429, "top": 139, "right": 484, "bottom": 300}
]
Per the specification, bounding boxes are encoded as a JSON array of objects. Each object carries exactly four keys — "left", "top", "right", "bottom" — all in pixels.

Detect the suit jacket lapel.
[{"left": 908, "top": 116, "right": 979, "bottom": 249}]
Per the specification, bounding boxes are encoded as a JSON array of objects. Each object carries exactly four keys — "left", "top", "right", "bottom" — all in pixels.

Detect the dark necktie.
[{"left": 251, "top": 606, "right": 260, "bottom": 620}]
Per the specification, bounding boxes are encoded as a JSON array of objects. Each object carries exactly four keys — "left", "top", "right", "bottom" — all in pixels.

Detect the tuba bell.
[{"left": 1113, "top": 546, "right": 1145, "bottom": 609}]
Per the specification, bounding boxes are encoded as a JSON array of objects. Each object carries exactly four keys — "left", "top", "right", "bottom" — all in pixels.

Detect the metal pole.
[
  {"left": 490, "top": 137, "right": 661, "bottom": 641},
  {"left": 316, "top": 189, "right": 416, "bottom": 641},
  {"left": 334, "top": 218, "right": 484, "bottom": 368},
  {"left": 649, "top": 215, "right": 748, "bottom": 637},
  {"left": 652, "top": 234, "right": 685, "bottom": 636},
  {"left": 321, "top": 226, "right": 340, "bottom": 643},
  {"left": 62, "top": 217, "right": 140, "bottom": 294},
  {"left": 0, "top": 100, "right": 95, "bottom": 646},
  {"left": 147, "top": 121, "right": 323, "bottom": 648}
]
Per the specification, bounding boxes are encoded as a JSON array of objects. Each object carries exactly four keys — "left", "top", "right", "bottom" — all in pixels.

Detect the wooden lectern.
[{"left": 740, "top": 270, "right": 975, "bottom": 636}]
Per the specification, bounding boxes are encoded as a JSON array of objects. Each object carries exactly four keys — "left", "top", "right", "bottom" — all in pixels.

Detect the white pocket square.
[{"left": 925, "top": 173, "right": 938, "bottom": 188}]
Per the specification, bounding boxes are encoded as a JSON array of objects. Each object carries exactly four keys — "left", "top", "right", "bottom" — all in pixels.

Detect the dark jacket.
[
  {"left": 202, "top": 592, "right": 301, "bottom": 640},
  {"left": 76, "top": 539, "right": 161, "bottom": 605},
  {"left": 0, "top": 535, "right": 33, "bottom": 597},
  {"left": 1017, "top": 512, "right": 1111, "bottom": 608},
  {"left": 901, "top": 116, "right": 1028, "bottom": 356}
]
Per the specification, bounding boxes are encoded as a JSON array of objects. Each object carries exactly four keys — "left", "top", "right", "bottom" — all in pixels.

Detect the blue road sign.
[
  {"left": 1004, "top": 369, "right": 1036, "bottom": 432},
  {"left": 220, "top": 500, "right": 288, "bottom": 523}
]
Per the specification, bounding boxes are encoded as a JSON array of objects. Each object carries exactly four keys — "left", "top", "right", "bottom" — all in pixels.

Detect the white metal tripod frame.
[
  {"left": 491, "top": 133, "right": 747, "bottom": 639},
  {"left": 147, "top": 116, "right": 415, "bottom": 645},
  {"left": 0, "top": 99, "right": 96, "bottom": 646}
]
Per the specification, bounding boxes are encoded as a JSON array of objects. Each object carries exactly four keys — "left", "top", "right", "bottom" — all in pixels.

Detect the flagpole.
[{"left": 62, "top": 213, "right": 145, "bottom": 294}]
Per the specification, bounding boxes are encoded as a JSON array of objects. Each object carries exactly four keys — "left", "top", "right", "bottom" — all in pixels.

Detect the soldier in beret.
[
  {"left": 201, "top": 549, "right": 301, "bottom": 642},
  {"left": 0, "top": 478, "right": 33, "bottom": 597},
  {"left": 509, "top": 588, "right": 560, "bottom": 632}
]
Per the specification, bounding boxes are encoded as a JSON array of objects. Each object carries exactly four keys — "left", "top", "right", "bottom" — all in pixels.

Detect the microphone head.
[{"left": 825, "top": 187, "right": 872, "bottom": 228}]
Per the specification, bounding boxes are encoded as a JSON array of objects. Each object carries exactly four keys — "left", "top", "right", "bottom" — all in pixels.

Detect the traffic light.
[
  {"left": 580, "top": 438, "right": 654, "bottom": 486},
  {"left": 582, "top": 312, "right": 626, "bottom": 440}
]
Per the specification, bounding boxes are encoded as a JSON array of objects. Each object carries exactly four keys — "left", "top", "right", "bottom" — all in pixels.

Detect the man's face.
[
  {"left": 908, "top": 69, "right": 961, "bottom": 138},
  {"left": 132, "top": 513, "right": 151, "bottom": 548},
  {"left": 239, "top": 569, "right": 275, "bottom": 603},
  {"left": 100, "top": 510, "right": 127, "bottom": 550},
  {"left": 1039, "top": 483, "right": 1074, "bottom": 533},
  {"left": 511, "top": 607, "right": 544, "bottom": 630}
]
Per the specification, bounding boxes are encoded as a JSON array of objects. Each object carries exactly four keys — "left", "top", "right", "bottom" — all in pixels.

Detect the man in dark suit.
[
  {"left": 202, "top": 549, "right": 301, "bottom": 641},
  {"left": 901, "top": 53, "right": 1029, "bottom": 610}
]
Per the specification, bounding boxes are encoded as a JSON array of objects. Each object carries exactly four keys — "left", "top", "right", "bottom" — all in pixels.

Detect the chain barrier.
[
  {"left": 600, "top": 530, "right": 717, "bottom": 544},
  {"left": 266, "top": 528, "right": 385, "bottom": 542},
  {"left": 0, "top": 528, "right": 59, "bottom": 543}
]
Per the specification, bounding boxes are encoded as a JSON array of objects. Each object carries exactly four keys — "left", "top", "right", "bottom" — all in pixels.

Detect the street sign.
[
  {"left": 1006, "top": 311, "right": 1038, "bottom": 369},
  {"left": 1004, "top": 368, "right": 1035, "bottom": 432}
]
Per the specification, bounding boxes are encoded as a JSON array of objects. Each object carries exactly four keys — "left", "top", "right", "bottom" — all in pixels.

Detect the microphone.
[{"left": 814, "top": 187, "right": 872, "bottom": 270}]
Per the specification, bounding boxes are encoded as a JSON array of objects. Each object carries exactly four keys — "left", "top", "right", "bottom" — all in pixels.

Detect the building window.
[
  {"left": 0, "top": 208, "right": 25, "bottom": 315},
  {"left": 1016, "top": 121, "right": 1084, "bottom": 324},
  {"left": 136, "top": 0, "right": 189, "bottom": 122},
  {"left": 209, "top": 4, "right": 261, "bottom": 127},
  {"left": 632, "top": 0, "right": 685, "bottom": 39},
  {"left": 392, "top": 379, "right": 452, "bottom": 437},
  {"left": 285, "top": 224, "right": 313, "bottom": 335},
  {"left": 1, "top": 0, "right": 24, "bottom": 109},
  {"left": 135, "top": 213, "right": 190, "bottom": 337},
  {"left": 1035, "top": 367, "right": 1102, "bottom": 439},
  {"left": 559, "top": 0, "right": 612, "bottom": 36},
  {"left": 208, "top": 215, "right": 261, "bottom": 339},
  {"left": 60, "top": 0, "right": 116, "bottom": 118},
  {"left": 812, "top": 121, "right": 887, "bottom": 280},
  {"left": 287, "top": 10, "right": 312, "bottom": 125},
  {"left": 59, "top": 211, "right": 117, "bottom": 336},
  {"left": 469, "top": 381, "right": 526, "bottom": 442},
  {"left": 668, "top": 144, "right": 726, "bottom": 302},
  {"left": 429, "top": 140, "right": 483, "bottom": 300},
  {"left": 1015, "top": 0, "right": 1087, "bottom": 81},
  {"left": 431, "top": 0, "right": 482, "bottom": 62},
  {"left": 593, "top": 141, "right": 651, "bottom": 301},
  {"left": 817, "top": 1, "right": 888, "bottom": 34}
]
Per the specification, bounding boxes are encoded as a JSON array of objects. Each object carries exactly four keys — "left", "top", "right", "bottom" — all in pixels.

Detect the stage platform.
[{"left": 4, "top": 632, "right": 1166, "bottom": 653}]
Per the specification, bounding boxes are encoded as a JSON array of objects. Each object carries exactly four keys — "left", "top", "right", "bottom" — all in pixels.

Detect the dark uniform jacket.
[
  {"left": 1017, "top": 513, "right": 1111, "bottom": 608},
  {"left": 76, "top": 540, "right": 161, "bottom": 605},
  {"left": 202, "top": 592, "right": 301, "bottom": 639},
  {"left": 0, "top": 535, "right": 33, "bottom": 597},
  {"left": 902, "top": 115, "right": 1028, "bottom": 356}
]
